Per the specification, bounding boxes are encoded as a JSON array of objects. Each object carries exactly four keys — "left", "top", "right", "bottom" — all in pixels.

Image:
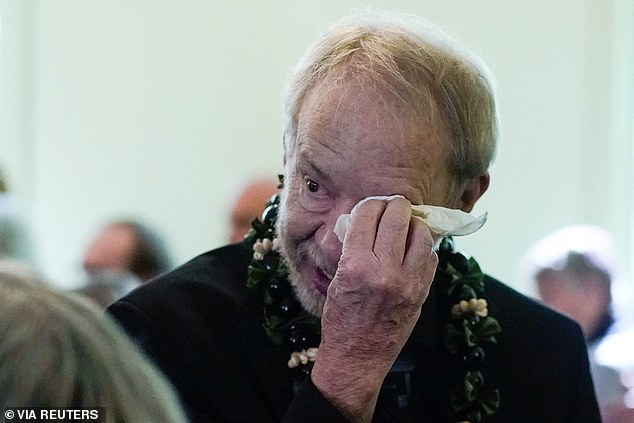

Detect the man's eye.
[
  {"left": 300, "top": 177, "right": 330, "bottom": 212},
  {"left": 306, "top": 179, "right": 320, "bottom": 193}
]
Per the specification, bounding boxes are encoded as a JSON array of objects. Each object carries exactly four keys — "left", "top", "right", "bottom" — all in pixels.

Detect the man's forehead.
[
  {"left": 295, "top": 99, "right": 444, "bottom": 164},
  {"left": 298, "top": 90, "right": 408, "bottom": 147}
]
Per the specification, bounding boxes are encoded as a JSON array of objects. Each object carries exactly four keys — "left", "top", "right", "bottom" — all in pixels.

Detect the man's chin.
[
  {"left": 287, "top": 269, "right": 326, "bottom": 318},
  {"left": 275, "top": 216, "right": 327, "bottom": 317}
]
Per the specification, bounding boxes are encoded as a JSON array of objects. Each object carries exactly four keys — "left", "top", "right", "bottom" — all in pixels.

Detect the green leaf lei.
[
  {"left": 436, "top": 237, "right": 502, "bottom": 422},
  {"left": 244, "top": 177, "right": 501, "bottom": 422}
]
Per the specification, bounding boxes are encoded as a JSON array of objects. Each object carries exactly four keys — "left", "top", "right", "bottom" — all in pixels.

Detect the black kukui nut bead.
[
  {"left": 267, "top": 278, "right": 290, "bottom": 300},
  {"left": 262, "top": 253, "right": 278, "bottom": 270},
  {"left": 467, "top": 316, "right": 480, "bottom": 328},
  {"left": 286, "top": 328, "right": 311, "bottom": 350},
  {"left": 287, "top": 332, "right": 308, "bottom": 347},
  {"left": 271, "top": 297, "right": 299, "bottom": 318},
  {"left": 287, "top": 329, "right": 318, "bottom": 351},
  {"left": 463, "top": 347, "right": 485, "bottom": 367},
  {"left": 262, "top": 204, "right": 278, "bottom": 225}
]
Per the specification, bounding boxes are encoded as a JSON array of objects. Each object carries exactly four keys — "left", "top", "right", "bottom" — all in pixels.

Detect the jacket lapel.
[{"left": 239, "top": 317, "right": 296, "bottom": 419}]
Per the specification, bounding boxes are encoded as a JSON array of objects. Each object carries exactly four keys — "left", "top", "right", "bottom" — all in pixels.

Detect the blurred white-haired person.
[
  {"left": 523, "top": 225, "right": 634, "bottom": 421},
  {"left": 0, "top": 269, "right": 188, "bottom": 423}
]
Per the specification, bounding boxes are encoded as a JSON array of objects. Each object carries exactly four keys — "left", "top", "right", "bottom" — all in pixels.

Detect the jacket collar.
[{"left": 408, "top": 275, "right": 446, "bottom": 354}]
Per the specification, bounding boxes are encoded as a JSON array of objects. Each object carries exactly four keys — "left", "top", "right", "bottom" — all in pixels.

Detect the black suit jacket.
[{"left": 108, "top": 244, "right": 601, "bottom": 422}]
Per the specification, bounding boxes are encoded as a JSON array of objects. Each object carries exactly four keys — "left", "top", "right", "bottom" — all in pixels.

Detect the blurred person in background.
[
  {"left": 227, "top": 177, "right": 279, "bottom": 243},
  {"left": 0, "top": 166, "right": 37, "bottom": 278},
  {"left": 75, "top": 219, "right": 172, "bottom": 307},
  {"left": 523, "top": 225, "right": 634, "bottom": 421},
  {"left": 0, "top": 268, "right": 188, "bottom": 423}
]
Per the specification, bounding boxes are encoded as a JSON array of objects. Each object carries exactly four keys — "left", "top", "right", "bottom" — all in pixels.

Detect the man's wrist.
[{"left": 310, "top": 354, "right": 387, "bottom": 423}]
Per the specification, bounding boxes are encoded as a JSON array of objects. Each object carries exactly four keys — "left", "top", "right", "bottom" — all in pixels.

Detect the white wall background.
[{"left": 1, "top": 1, "right": 632, "bottom": 304}]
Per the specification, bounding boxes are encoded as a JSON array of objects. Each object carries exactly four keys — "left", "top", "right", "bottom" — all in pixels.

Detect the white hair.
[
  {"left": 0, "top": 275, "right": 188, "bottom": 423},
  {"left": 282, "top": 10, "right": 499, "bottom": 184}
]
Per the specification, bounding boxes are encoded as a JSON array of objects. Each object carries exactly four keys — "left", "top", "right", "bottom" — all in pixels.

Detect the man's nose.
[
  {"left": 316, "top": 201, "right": 356, "bottom": 266},
  {"left": 316, "top": 226, "right": 343, "bottom": 267}
]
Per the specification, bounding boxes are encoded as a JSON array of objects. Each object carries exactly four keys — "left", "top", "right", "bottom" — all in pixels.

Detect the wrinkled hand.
[{"left": 311, "top": 197, "right": 438, "bottom": 422}]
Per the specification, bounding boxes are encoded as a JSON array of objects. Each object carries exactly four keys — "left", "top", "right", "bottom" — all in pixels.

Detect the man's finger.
[
  {"left": 403, "top": 215, "right": 436, "bottom": 271},
  {"left": 343, "top": 199, "right": 386, "bottom": 253},
  {"left": 374, "top": 197, "right": 412, "bottom": 263}
]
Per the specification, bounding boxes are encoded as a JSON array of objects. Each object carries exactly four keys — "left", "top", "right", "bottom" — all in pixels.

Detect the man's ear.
[{"left": 458, "top": 171, "right": 490, "bottom": 212}]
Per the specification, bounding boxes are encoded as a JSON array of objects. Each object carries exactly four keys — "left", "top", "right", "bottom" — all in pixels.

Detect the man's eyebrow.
[{"left": 298, "top": 152, "right": 332, "bottom": 185}]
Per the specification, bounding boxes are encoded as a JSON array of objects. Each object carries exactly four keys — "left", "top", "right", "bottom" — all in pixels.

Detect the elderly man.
[{"left": 108, "top": 12, "right": 599, "bottom": 423}]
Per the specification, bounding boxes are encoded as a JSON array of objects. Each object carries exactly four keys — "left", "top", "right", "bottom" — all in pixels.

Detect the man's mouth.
[
  {"left": 320, "top": 266, "right": 336, "bottom": 280},
  {"left": 312, "top": 266, "right": 334, "bottom": 294}
]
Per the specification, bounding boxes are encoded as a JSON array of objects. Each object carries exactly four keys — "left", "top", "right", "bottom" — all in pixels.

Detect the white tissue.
[{"left": 333, "top": 195, "right": 487, "bottom": 242}]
